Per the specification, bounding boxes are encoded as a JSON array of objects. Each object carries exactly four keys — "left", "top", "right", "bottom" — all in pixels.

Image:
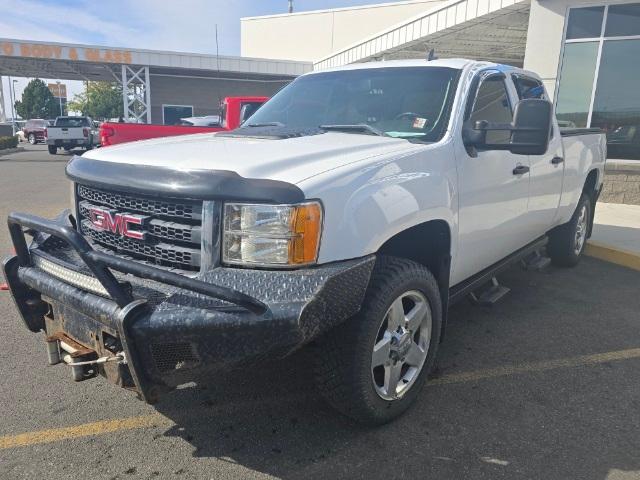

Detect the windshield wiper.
[
  {"left": 319, "top": 124, "right": 387, "bottom": 137},
  {"left": 245, "top": 122, "right": 285, "bottom": 127}
]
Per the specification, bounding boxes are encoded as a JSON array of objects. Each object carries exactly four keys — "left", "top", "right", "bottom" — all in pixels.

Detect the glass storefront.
[{"left": 555, "top": 2, "right": 640, "bottom": 159}]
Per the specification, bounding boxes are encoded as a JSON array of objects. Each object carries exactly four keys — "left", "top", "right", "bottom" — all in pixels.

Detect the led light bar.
[{"left": 32, "top": 255, "right": 110, "bottom": 297}]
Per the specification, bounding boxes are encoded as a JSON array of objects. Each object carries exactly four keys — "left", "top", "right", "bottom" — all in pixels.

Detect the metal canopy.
[
  {"left": 314, "top": 0, "right": 531, "bottom": 69},
  {"left": 0, "top": 38, "right": 311, "bottom": 81},
  {"left": 0, "top": 38, "right": 311, "bottom": 123}
]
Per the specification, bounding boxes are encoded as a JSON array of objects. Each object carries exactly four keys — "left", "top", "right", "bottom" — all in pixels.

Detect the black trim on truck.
[
  {"left": 66, "top": 156, "right": 306, "bottom": 204},
  {"left": 560, "top": 128, "right": 603, "bottom": 137},
  {"left": 7, "top": 212, "right": 268, "bottom": 313},
  {"left": 449, "top": 236, "right": 548, "bottom": 304},
  {"left": 3, "top": 211, "right": 375, "bottom": 403}
]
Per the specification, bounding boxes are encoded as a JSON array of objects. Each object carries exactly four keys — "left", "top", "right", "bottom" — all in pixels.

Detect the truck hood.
[{"left": 83, "top": 131, "right": 418, "bottom": 185}]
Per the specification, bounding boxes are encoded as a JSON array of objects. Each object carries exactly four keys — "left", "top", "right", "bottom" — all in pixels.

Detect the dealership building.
[
  {"left": 0, "top": 38, "right": 311, "bottom": 125},
  {"left": 243, "top": 0, "right": 640, "bottom": 163}
]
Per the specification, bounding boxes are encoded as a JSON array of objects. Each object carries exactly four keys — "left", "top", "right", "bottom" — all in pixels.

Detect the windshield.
[
  {"left": 56, "top": 117, "right": 89, "bottom": 127},
  {"left": 247, "top": 66, "right": 460, "bottom": 141}
]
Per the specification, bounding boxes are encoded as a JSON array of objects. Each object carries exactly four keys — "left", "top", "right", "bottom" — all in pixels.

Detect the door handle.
[
  {"left": 512, "top": 165, "right": 530, "bottom": 175},
  {"left": 551, "top": 156, "right": 564, "bottom": 165}
]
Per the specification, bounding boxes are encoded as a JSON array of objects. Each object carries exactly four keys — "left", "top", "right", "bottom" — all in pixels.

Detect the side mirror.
[{"left": 462, "top": 98, "right": 553, "bottom": 155}]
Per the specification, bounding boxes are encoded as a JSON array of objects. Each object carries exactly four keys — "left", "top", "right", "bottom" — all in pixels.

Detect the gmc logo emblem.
[{"left": 88, "top": 207, "right": 146, "bottom": 240}]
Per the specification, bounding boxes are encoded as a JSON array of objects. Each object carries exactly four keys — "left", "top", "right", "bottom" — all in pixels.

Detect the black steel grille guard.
[{"left": 7, "top": 211, "right": 268, "bottom": 315}]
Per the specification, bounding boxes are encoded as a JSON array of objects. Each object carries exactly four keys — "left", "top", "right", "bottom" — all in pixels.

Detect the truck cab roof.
[{"left": 311, "top": 58, "right": 542, "bottom": 82}]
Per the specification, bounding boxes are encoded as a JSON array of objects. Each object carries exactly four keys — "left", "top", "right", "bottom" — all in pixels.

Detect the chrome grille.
[{"left": 76, "top": 184, "right": 203, "bottom": 271}]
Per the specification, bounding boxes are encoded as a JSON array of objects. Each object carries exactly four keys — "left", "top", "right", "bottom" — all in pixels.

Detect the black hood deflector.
[{"left": 66, "top": 156, "right": 305, "bottom": 204}]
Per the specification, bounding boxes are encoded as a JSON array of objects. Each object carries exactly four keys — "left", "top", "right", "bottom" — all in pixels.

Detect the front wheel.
[
  {"left": 47, "top": 145, "right": 57, "bottom": 155},
  {"left": 28, "top": 133, "right": 36, "bottom": 145},
  {"left": 548, "top": 193, "right": 592, "bottom": 267},
  {"left": 314, "top": 256, "right": 442, "bottom": 424}
]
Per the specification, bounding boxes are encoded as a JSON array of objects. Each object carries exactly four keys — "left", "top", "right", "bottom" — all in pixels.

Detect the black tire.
[
  {"left": 548, "top": 193, "right": 592, "bottom": 267},
  {"left": 48, "top": 145, "right": 57, "bottom": 155},
  {"left": 314, "top": 256, "right": 442, "bottom": 425},
  {"left": 28, "top": 133, "right": 36, "bottom": 145}
]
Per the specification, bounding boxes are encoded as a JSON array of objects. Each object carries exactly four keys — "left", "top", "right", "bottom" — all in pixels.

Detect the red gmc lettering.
[{"left": 89, "top": 208, "right": 144, "bottom": 240}]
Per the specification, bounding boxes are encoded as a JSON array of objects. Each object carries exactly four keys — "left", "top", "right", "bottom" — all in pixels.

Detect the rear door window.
[{"left": 512, "top": 75, "right": 546, "bottom": 100}]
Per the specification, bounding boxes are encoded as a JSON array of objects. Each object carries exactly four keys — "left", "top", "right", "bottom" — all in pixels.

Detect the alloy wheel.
[{"left": 371, "top": 290, "right": 432, "bottom": 400}]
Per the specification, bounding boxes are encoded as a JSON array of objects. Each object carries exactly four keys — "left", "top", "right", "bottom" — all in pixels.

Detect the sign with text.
[
  {"left": 48, "top": 83, "right": 67, "bottom": 99},
  {"left": 0, "top": 40, "right": 133, "bottom": 65}
]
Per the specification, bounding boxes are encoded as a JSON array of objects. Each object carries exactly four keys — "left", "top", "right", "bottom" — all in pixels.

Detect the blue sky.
[
  {"left": 1, "top": 0, "right": 404, "bottom": 55},
  {"left": 2, "top": 0, "right": 405, "bottom": 117}
]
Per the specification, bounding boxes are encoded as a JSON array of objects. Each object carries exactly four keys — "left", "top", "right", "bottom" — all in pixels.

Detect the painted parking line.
[
  {"left": 429, "top": 347, "right": 640, "bottom": 385},
  {"left": 2, "top": 347, "right": 640, "bottom": 450},
  {"left": 0, "top": 415, "right": 169, "bottom": 450}
]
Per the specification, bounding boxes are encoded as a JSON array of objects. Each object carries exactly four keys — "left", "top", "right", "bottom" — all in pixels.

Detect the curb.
[
  {"left": 0, "top": 147, "right": 25, "bottom": 157},
  {"left": 585, "top": 240, "right": 640, "bottom": 272}
]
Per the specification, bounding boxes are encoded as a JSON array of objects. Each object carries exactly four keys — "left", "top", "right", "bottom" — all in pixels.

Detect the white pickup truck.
[
  {"left": 4, "top": 59, "right": 606, "bottom": 425},
  {"left": 46, "top": 116, "right": 95, "bottom": 154}
]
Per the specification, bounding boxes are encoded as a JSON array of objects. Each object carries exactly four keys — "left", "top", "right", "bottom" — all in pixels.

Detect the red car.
[
  {"left": 100, "top": 96, "right": 268, "bottom": 147},
  {"left": 23, "top": 119, "right": 50, "bottom": 144}
]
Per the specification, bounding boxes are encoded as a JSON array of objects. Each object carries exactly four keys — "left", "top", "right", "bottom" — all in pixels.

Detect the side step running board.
[
  {"left": 521, "top": 251, "right": 551, "bottom": 271},
  {"left": 469, "top": 277, "right": 510, "bottom": 306},
  {"left": 449, "top": 236, "right": 548, "bottom": 305}
]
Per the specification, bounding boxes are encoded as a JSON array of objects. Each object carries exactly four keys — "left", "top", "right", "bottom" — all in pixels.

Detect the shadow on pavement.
[{"left": 151, "top": 259, "right": 640, "bottom": 479}]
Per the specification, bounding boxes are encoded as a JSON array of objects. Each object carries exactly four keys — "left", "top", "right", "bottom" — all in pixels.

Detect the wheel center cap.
[{"left": 391, "top": 331, "right": 412, "bottom": 358}]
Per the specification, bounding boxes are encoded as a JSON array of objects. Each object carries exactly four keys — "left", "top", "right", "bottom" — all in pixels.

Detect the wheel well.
[
  {"left": 583, "top": 169, "right": 599, "bottom": 199},
  {"left": 378, "top": 220, "right": 451, "bottom": 340}
]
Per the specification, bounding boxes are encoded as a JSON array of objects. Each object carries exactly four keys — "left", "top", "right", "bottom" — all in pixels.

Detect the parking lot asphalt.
[{"left": 1, "top": 146, "right": 640, "bottom": 479}]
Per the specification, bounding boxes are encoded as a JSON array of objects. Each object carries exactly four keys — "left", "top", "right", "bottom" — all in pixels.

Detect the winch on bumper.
[{"left": 3, "top": 211, "right": 374, "bottom": 403}]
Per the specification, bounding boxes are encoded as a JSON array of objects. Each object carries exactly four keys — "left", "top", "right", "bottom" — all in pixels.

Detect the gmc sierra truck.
[{"left": 4, "top": 59, "right": 606, "bottom": 425}]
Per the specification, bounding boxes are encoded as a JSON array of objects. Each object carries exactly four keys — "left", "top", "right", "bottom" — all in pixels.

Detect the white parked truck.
[
  {"left": 46, "top": 116, "right": 95, "bottom": 154},
  {"left": 4, "top": 59, "right": 606, "bottom": 424}
]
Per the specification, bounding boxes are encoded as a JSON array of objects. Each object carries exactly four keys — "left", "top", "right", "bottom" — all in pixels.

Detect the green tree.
[
  {"left": 68, "top": 82, "right": 123, "bottom": 120},
  {"left": 14, "top": 79, "right": 59, "bottom": 120}
]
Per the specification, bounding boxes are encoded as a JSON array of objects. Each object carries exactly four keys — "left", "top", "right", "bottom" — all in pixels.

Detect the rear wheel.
[
  {"left": 548, "top": 193, "right": 592, "bottom": 267},
  {"left": 28, "top": 133, "right": 36, "bottom": 145},
  {"left": 314, "top": 256, "right": 442, "bottom": 424},
  {"left": 48, "top": 145, "right": 57, "bottom": 155}
]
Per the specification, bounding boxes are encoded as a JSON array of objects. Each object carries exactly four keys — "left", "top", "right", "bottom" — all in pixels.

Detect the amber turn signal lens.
[{"left": 290, "top": 202, "right": 322, "bottom": 264}]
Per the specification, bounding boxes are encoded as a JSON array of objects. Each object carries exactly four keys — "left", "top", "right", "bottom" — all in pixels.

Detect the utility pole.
[
  {"left": 0, "top": 77, "right": 6, "bottom": 123},
  {"left": 8, "top": 76, "right": 17, "bottom": 135},
  {"left": 56, "top": 80, "right": 63, "bottom": 116}
]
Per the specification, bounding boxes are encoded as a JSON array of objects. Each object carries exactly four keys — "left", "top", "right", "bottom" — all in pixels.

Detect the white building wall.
[
  {"left": 241, "top": 0, "right": 445, "bottom": 62},
  {"left": 524, "top": 0, "right": 574, "bottom": 99}
]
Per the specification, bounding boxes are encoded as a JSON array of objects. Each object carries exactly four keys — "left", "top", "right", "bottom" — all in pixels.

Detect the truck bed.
[{"left": 100, "top": 122, "right": 224, "bottom": 147}]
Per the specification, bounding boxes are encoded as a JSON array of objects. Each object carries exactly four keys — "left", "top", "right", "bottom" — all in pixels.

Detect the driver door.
[{"left": 452, "top": 71, "right": 531, "bottom": 285}]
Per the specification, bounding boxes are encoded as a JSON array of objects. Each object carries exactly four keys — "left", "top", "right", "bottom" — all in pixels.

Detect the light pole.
[
  {"left": 56, "top": 80, "right": 63, "bottom": 117},
  {"left": 9, "top": 77, "right": 17, "bottom": 135}
]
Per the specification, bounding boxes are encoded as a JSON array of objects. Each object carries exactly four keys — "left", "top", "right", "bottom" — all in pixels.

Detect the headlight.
[{"left": 222, "top": 201, "right": 322, "bottom": 267}]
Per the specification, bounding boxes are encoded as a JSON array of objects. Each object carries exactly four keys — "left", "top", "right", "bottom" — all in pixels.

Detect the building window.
[
  {"left": 555, "top": 43, "right": 598, "bottom": 128},
  {"left": 605, "top": 3, "right": 640, "bottom": 37},
  {"left": 556, "top": 3, "right": 640, "bottom": 159},
  {"left": 162, "top": 105, "right": 193, "bottom": 125},
  {"left": 591, "top": 39, "right": 640, "bottom": 160},
  {"left": 565, "top": 6, "right": 604, "bottom": 39}
]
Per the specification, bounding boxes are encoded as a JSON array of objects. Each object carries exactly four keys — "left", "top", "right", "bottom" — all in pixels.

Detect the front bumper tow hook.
[{"left": 46, "top": 334, "right": 126, "bottom": 381}]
